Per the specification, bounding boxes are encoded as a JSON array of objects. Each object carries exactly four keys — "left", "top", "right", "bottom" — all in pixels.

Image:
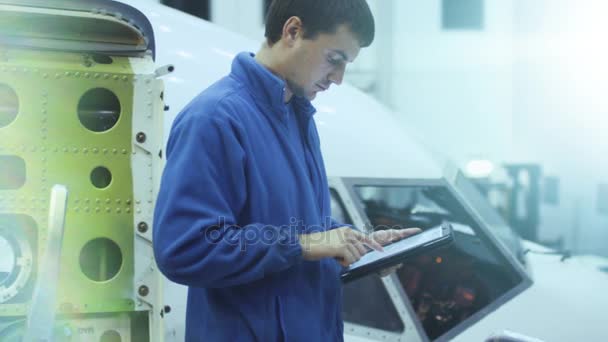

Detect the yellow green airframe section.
[
  {"left": 1, "top": 47, "right": 136, "bottom": 315},
  {"left": 0, "top": 1, "right": 165, "bottom": 340}
]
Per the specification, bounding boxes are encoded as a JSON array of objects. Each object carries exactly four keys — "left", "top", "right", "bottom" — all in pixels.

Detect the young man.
[{"left": 153, "top": 0, "right": 420, "bottom": 340}]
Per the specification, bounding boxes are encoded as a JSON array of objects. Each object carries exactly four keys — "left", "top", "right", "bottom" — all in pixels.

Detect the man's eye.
[{"left": 327, "top": 57, "right": 342, "bottom": 65}]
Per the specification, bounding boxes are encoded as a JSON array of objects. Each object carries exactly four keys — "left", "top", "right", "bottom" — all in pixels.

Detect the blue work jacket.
[{"left": 153, "top": 52, "right": 345, "bottom": 341}]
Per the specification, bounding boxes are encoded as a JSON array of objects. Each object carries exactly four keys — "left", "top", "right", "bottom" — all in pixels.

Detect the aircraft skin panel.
[
  {"left": 128, "top": 0, "right": 445, "bottom": 182},
  {"left": 130, "top": 55, "right": 166, "bottom": 342},
  {"left": 452, "top": 241, "right": 608, "bottom": 342},
  {"left": 0, "top": 47, "right": 137, "bottom": 318}
]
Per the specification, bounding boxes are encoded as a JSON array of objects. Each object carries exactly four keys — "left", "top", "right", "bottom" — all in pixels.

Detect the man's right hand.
[{"left": 299, "top": 227, "right": 384, "bottom": 267}]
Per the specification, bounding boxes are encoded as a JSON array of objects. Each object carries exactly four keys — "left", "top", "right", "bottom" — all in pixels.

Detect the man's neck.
[{"left": 255, "top": 43, "right": 294, "bottom": 103}]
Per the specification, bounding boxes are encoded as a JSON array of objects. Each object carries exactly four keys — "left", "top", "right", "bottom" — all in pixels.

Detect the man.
[{"left": 153, "top": 0, "right": 420, "bottom": 341}]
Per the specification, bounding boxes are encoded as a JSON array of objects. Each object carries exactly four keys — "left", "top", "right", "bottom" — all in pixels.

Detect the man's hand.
[
  {"left": 299, "top": 227, "right": 384, "bottom": 267},
  {"left": 372, "top": 228, "right": 422, "bottom": 277},
  {"left": 370, "top": 228, "right": 422, "bottom": 246}
]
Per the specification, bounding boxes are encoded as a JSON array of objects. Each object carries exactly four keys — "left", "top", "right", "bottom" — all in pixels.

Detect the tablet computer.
[{"left": 341, "top": 223, "right": 454, "bottom": 283}]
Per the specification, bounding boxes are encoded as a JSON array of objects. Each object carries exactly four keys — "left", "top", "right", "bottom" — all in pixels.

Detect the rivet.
[
  {"left": 136, "top": 132, "right": 146, "bottom": 143},
  {"left": 137, "top": 222, "right": 148, "bottom": 233}
]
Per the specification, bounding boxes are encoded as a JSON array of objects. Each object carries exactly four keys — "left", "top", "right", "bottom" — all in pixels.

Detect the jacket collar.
[{"left": 230, "top": 52, "right": 316, "bottom": 121}]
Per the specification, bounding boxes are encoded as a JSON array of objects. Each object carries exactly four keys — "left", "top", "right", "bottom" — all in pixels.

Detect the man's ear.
[{"left": 282, "top": 16, "right": 303, "bottom": 46}]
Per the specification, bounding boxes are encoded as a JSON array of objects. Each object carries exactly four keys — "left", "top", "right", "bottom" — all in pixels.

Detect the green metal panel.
[{"left": 0, "top": 48, "right": 136, "bottom": 316}]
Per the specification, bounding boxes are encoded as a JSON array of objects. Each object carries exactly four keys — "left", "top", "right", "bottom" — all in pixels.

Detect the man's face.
[{"left": 284, "top": 24, "right": 361, "bottom": 101}]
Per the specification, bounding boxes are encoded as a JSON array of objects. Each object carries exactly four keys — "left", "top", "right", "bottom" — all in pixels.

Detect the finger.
[
  {"left": 398, "top": 228, "right": 422, "bottom": 239},
  {"left": 370, "top": 230, "right": 390, "bottom": 245},
  {"left": 352, "top": 230, "right": 384, "bottom": 252},
  {"left": 386, "top": 228, "right": 421, "bottom": 242},
  {"left": 339, "top": 248, "right": 357, "bottom": 267},
  {"left": 351, "top": 240, "right": 368, "bottom": 257},
  {"left": 346, "top": 243, "right": 363, "bottom": 261}
]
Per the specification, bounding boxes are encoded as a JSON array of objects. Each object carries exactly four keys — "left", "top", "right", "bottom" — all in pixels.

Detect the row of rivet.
[
  {"left": 71, "top": 207, "right": 132, "bottom": 214},
  {"left": 0, "top": 66, "right": 132, "bottom": 82},
  {"left": 0, "top": 146, "right": 129, "bottom": 155}
]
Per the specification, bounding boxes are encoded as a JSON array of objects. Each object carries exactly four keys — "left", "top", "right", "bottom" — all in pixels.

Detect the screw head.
[
  {"left": 136, "top": 132, "right": 147, "bottom": 143},
  {"left": 138, "top": 285, "right": 149, "bottom": 297},
  {"left": 137, "top": 222, "right": 148, "bottom": 233}
]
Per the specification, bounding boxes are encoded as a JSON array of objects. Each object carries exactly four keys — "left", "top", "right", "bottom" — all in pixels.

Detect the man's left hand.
[{"left": 371, "top": 228, "right": 422, "bottom": 278}]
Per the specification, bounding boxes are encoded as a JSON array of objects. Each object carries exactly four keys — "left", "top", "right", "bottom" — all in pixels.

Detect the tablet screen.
[{"left": 347, "top": 226, "right": 445, "bottom": 271}]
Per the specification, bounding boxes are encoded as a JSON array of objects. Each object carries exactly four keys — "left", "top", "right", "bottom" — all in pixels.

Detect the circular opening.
[
  {"left": 0, "top": 83, "right": 19, "bottom": 128},
  {"left": 79, "top": 238, "right": 122, "bottom": 282},
  {"left": 92, "top": 54, "right": 113, "bottom": 65},
  {"left": 0, "top": 155, "right": 26, "bottom": 190},
  {"left": 91, "top": 166, "right": 112, "bottom": 189},
  {"left": 78, "top": 88, "right": 120, "bottom": 132},
  {"left": 0, "top": 235, "right": 16, "bottom": 285},
  {"left": 100, "top": 330, "right": 121, "bottom": 342}
]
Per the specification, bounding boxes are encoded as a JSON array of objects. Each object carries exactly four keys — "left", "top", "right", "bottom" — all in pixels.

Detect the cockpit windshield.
[{"left": 337, "top": 177, "right": 530, "bottom": 341}]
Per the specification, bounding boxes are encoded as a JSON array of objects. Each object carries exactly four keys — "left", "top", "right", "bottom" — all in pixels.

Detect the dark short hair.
[{"left": 265, "top": 0, "right": 375, "bottom": 47}]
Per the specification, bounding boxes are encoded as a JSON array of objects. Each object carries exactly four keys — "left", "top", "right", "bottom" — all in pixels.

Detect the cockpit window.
[
  {"left": 453, "top": 172, "right": 526, "bottom": 264},
  {"left": 342, "top": 274, "right": 405, "bottom": 333},
  {"left": 333, "top": 187, "right": 405, "bottom": 333},
  {"left": 330, "top": 188, "right": 352, "bottom": 225},
  {"left": 347, "top": 179, "right": 529, "bottom": 341}
]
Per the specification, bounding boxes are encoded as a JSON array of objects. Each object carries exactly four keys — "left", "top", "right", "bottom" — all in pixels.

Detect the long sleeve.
[{"left": 153, "top": 108, "right": 302, "bottom": 288}]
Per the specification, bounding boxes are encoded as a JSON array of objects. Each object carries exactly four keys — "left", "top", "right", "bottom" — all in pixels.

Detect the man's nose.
[{"left": 328, "top": 64, "right": 346, "bottom": 85}]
